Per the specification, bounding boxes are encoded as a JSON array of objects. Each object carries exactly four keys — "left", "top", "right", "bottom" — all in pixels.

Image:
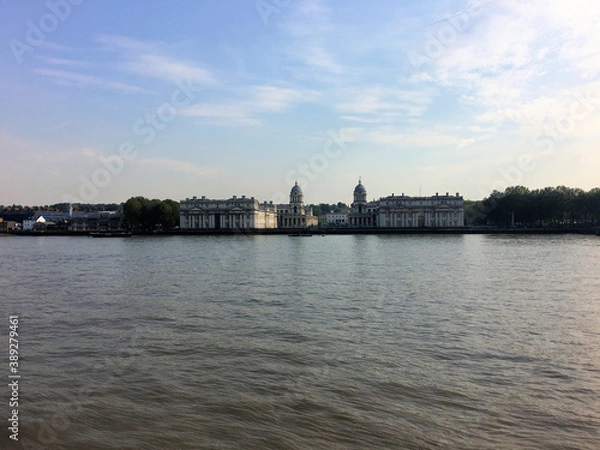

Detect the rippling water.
[{"left": 1, "top": 234, "right": 599, "bottom": 449}]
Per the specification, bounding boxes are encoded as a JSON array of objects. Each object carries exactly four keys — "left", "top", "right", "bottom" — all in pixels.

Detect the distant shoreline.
[{"left": 1, "top": 227, "right": 598, "bottom": 237}]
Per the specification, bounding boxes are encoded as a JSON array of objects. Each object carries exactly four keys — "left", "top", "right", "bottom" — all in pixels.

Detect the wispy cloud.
[
  {"left": 343, "top": 126, "right": 473, "bottom": 149},
  {"left": 456, "top": 137, "right": 477, "bottom": 149},
  {"left": 181, "top": 85, "right": 320, "bottom": 126},
  {"left": 125, "top": 54, "right": 216, "bottom": 85},
  {"left": 34, "top": 68, "right": 144, "bottom": 93},
  {"left": 279, "top": 0, "right": 346, "bottom": 77},
  {"left": 418, "top": 1, "right": 600, "bottom": 104},
  {"left": 137, "top": 158, "right": 221, "bottom": 177},
  {"left": 336, "top": 86, "right": 436, "bottom": 121},
  {"left": 181, "top": 104, "right": 261, "bottom": 127},
  {"left": 96, "top": 35, "right": 216, "bottom": 86},
  {"left": 96, "top": 35, "right": 149, "bottom": 51},
  {"left": 35, "top": 56, "right": 94, "bottom": 68},
  {"left": 35, "top": 122, "right": 69, "bottom": 134}
]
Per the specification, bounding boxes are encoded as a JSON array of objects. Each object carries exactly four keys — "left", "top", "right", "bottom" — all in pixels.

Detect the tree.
[
  {"left": 123, "top": 197, "right": 180, "bottom": 230},
  {"left": 163, "top": 199, "right": 180, "bottom": 228},
  {"left": 123, "top": 197, "right": 144, "bottom": 229},
  {"left": 482, "top": 185, "right": 600, "bottom": 227}
]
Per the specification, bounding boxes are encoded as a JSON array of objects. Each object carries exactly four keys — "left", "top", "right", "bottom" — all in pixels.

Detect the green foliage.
[
  {"left": 464, "top": 200, "right": 486, "bottom": 225},
  {"left": 123, "top": 197, "right": 180, "bottom": 230},
  {"left": 71, "top": 203, "right": 121, "bottom": 212},
  {"left": 481, "top": 185, "right": 600, "bottom": 227},
  {"left": 307, "top": 202, "right": 349, "bottom": 217},
  {"left": 1, "top": 203, "right": 121, "bottom": 212}
]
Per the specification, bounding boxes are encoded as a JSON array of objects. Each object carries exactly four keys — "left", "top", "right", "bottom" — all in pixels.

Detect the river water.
[{"left": 0, "top": 234, "right": 599, "bottom": 449}]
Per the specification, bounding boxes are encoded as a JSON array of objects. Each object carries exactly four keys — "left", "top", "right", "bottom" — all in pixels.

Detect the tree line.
[
  {"left": 4, "top": 186, "right": 600, "bottom": 229},
  {"left": 0, "top": 203, "right": 121, "bottom": 212},
  {"left": 477, "top": 186, "right": 600, "bottom": 227},
  {"left": 123, "top": 197, "right": 180, "bottom": 230}
]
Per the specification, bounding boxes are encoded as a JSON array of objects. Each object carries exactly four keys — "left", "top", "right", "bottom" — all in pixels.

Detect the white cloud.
[
  {"left": 336, "top": 86, "right": 436, "bottom": 122},
  {"left": 136, "top": 158, "right": 221, "bottom": 177},
  {"left": 35, "top": 56, "right": 94, "bottom": 68},
  {"left": 184, "top": 104, "right": 262, "bottom": 127},
  {"left": 181, "top": 85, "right": 320, "bottom": 126},
  {"left": 96, "top": 35, "right": 217, "bottom": 86},
  {"left": 475, "top": 80, "right": 600, "bottom": 133},
  {"left": 456, "top": 137, "right": 476, "bottom": 149},
  {"left": 279, "top": 0, "right": 346, "bottom": 77},
  {"left": 34, "top": 68, "right": 144, "bottom": 93},
  {"left": 125, "top": 54, "right": 216, "bottom": 86},
  {"left": 96, "top": 35, "right": 151, "bottom": 52},
  {"left": 343, "top": 126, "right": 466, "bottom": 149}
]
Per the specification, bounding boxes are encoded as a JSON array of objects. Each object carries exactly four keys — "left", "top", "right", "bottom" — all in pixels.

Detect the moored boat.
[{"left": 89, "top": 232, "right": 132, "bottom": 238}]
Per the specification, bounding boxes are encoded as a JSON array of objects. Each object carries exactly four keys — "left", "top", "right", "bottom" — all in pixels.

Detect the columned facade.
[
  {"left": 348, "top": 180, "right": 464, "bottom": 228},
  {"left": 277, "top": 182, "right": 318, "bottom": 228},
  {"left": 180, "top": 196, "right": 277, "bottom": 230},
  {"left": 348, "top": 179, "right": 377, "bottom": 227}
]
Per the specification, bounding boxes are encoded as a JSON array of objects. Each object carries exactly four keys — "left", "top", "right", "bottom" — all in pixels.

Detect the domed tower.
[
  {"left": 352, "top": 178, "right": 367, "bottom": 212},
  {"left": 289, "top": 181, "right": 305, "bottom": 215}
]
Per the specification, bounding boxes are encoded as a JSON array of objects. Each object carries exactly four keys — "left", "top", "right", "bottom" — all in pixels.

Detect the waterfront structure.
[
  {"left": 326, "top": 212, "right": 348, "bottom": 225},
  {"left": 22, "top": 207, "right": 72, "bottom": 230},
  {"left": 69, "top": 211, "right": 123, "bottom": 232},
  {"left": 348, "top": 179, "right": 464, "bottom": 228},
  {"left": 276, "top": 182, "right": 318, "bottom": 228},
  {"left": 23, "top": 216, "right": 47, "bottom": 231},
  {"left": 21, "top": 210, "right": 123, "bottom": 231},
  {"left": 347, "top": 179, "right": 378, "bottom": 227},
  {"left": 179, "top": 195, "right": 277, "bottom": 230},
  {"left": 0, "top": 219, "right": 18, "bottom": 232}
]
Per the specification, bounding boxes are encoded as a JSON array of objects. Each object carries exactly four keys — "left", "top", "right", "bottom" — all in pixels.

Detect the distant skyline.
[{"left": 1, "top": 0, "right": 599, "bottom": 205}]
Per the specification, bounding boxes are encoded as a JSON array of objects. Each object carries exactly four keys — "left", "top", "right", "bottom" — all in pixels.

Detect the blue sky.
[{"left": 1, "top": 0, "right": 599, "bottom": 205}]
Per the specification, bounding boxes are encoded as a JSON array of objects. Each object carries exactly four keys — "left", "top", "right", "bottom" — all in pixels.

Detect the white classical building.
[
  {"left": 326, "top": 212, "right": 348, "bottom": 225},
  {"left": 180, "top": 195, "right": 278, "bottom": 230},
  {"left": 348, "top": 179, "right": 464, "bottom": 228},
  {"left": 276, "top": 182, "right": 318, "bottom": 228}
]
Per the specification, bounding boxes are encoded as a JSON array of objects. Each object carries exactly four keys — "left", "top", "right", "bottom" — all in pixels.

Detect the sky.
[{"left": 1, "top": 0, "right": 599, "bottom": 206}]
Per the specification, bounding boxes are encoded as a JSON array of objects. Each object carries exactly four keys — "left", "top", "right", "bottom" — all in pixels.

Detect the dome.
[
  {"left": 290, "top": 181, "right": 303, "bottom": 194},
  {"left": 354, "top": 178, "right": 366, "bottom": 194}
]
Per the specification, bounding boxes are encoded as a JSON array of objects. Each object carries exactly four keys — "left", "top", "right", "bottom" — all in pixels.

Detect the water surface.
[{"left": 1, "top": 234, "right": 599, "bottom": 449}]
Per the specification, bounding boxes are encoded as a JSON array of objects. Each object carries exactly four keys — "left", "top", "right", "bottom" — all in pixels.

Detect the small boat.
[{"left": 89, "top": 232, "right": 132, "bottom": 238}]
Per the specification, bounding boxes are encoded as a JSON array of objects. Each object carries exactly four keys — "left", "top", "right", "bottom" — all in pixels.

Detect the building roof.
[
  {"left": 290, "top": 181, "right": 303, "bottom": 194},
  {"left": 354, "top": 178, "right": 366, "bottom": 194}
]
